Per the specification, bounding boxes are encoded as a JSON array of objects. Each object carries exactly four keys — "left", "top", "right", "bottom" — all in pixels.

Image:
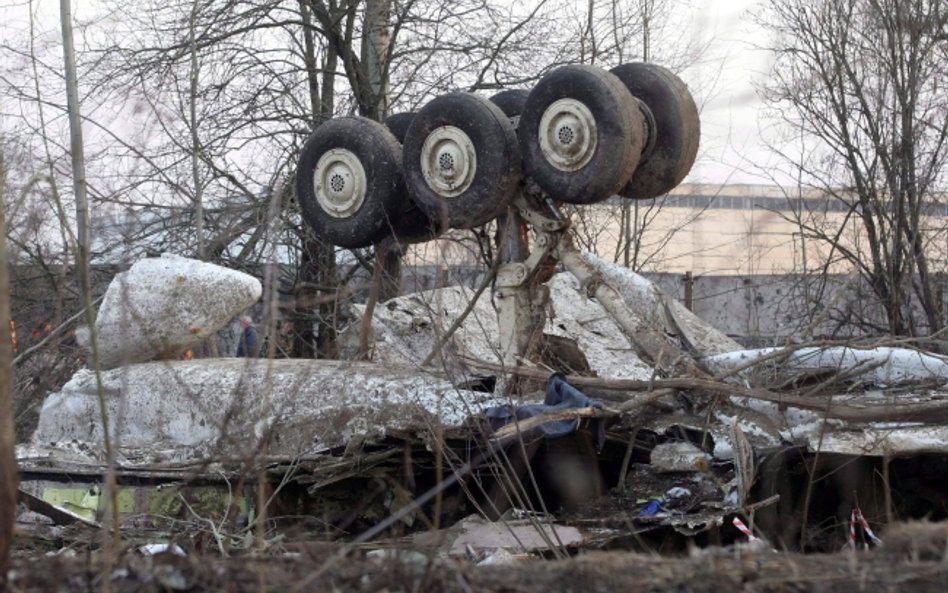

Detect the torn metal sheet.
[
  {"left": 343, "top": 271, "right": 660, "bottom": 381},
  {"left": 661, "top": 508, "right": 729, "bottom": 536},
  {"left": 18, "top": 489, "right": 100, "bottom": 527},
  {"left": 543, "top": 274, "right": 654, "bottom": 380},
  {"left": 18, "top": 477, "right": 251, "bottom": 525},
  {"left": 412, "top": 515, "right": 584, "bottom": 556},
  {"left": 722, "top": 390, "right": 948, "bottom": 456},
  {"left": 77, "top": 253, "right": 261, "bottom": 370},
  {"left": 29, "top": 359, "right": 507, "bottom": 461},
  {"left": 706, "top": 346, "right": 948, "bottom": 388},
  {"left": 572, "top": 251, "right": 741, "bottom": 357}
]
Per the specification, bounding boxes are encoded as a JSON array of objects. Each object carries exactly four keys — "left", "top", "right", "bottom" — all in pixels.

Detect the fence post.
[{"left": 683, "top": 270, "right": 694, "bottom": 312}]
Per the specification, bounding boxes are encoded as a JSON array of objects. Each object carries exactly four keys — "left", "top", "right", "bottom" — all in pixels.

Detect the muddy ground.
[
  {"left": 12, "top": 249, "right": 948, "bottom": 591},
  {"left": 7, "top": 521, "right": 948, "bottom": 593}
]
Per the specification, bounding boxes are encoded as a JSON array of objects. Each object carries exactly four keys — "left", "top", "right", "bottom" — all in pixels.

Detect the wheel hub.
[
  {"left": 420, "top": 126, "right": 477, "bottom": 198},
  {"left": 314, "top": 148, "right": 367, "bottom": 218},
  {"left": 538, "top": 98, "right": 598, "bottom": 171}
]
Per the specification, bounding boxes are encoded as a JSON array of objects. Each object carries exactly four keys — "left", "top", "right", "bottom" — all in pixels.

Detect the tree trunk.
[
  {"left": 189, "top": 0, "right": 205, "bottom": 260},
  {"left": 59, "top": 0, "right": 91, "bottom": 303},
  {"left": 361, "top": 0, "right": 401, "bottom": 301},
  {"left": 377, "top": 241, "right": 401, "bottom": 301},
  {"left": 293, "top": 0, "right": 339, "bottom": 358},
  {"left": 0, "top": 147, "right": 18, "bottom": 587},
  {"left": 359, "top": 0, "right": 391, "bottom": 120}
]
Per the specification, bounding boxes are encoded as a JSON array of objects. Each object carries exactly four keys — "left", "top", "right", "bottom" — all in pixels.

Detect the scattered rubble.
[
  {"left": 9, "top": 522, "right": 948, "bottom": 592},
  {"left": 649, "top": 441, "right": 711, "bottom": 472},
  {"left": 15, "top": 248, "right": 948, "bottom": 575}
]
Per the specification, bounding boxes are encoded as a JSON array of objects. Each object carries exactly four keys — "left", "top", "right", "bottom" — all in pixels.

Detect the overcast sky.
[
  {"left": 2, "top": 0, "right": 783, "bottom": 187},
  {"left": 680, "top": 0, "right": 784, "bottom": 187}
]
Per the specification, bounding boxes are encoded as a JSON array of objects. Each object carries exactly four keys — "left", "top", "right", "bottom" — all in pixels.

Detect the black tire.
[
  {"left": 610, "top": 63, "right": 700, "bottom": 200},
  {"left": 383, "top": 112, "right": 416, "bottom": 144},
  {"left": 490, "top": 89, "right": 530, "bottom": 122},
  {"left": 518, "top": 64, "right": 645, "bottom": 205},
  {"left": 295, "top": 117, "right": 404, "bottom": 249},
  {"left": 381, "top": 111, "right": 446, "bottom": 244},
  {"left": 389, "top": 210, "right": 446, "bottom": 244},
  {"left": 381, "top": 198, "right": 447, "bottom": 245},
  {"left": 403, "top": 93, "right": 521, "bottom": 230}
]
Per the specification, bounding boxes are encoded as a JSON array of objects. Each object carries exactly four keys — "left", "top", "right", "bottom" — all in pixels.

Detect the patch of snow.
[
  {"left": 707, "top": 346, "right": 948, "bottom": 388},
  {"left": 811, "top": 425, "right": 948, "bottom": 456}
]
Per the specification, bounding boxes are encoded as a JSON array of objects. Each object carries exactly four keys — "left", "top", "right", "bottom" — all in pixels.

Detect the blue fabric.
[
  {"left": 485, "top": 373, "right": 604, "bottom": 447},
  {"left": 639, "top": 499, "right": 663, "bottom": 517}
]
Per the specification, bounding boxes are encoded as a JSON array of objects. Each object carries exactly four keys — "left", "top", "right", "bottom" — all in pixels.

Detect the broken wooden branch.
[
  {"left": 795, "top": 358, "right": 887, "bottom": 396},
  {"left": 744, "top": 494, "right": 780, "bottom": 513},
  {"left": 301, "top": 448, "right": 404, "bottom": 493},
  {"left": 488, "top": 407, "right": 617, "bottom": 443},
  {"left": 461, "top": 356, "right": 948, "bottom": 424},
  {"left": 709, "top": 337, "right": 948, "bottom": 387}
]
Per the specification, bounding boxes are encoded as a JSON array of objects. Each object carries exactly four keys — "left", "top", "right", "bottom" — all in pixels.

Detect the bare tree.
[
  {"left": 562, "top": 0, "right": 706, "bottom": 272},
  {"left": 59, "top": 0, "right": 94, "bottom": 314},
  {"left": 75, "top": 0, "right": 576, "bottom": 353},
  {"left": 1, "top": 0, "right": 707, "bottom": 366},
  {"left": 761, "top": 0, "right": 948, "bottom": 337}
]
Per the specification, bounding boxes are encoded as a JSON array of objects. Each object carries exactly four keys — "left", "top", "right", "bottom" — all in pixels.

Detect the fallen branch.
[
  {"left": 709, "top": 336, "right": 948, "bottom": 386},
  {"left": 488, "top": 407, "right": 617, "bottom": 443},
  {"left": 461, "top": 356, "right": 948, "bottom": 423},
  {"left": 302, "top": 448, "right": 404, "bottom": 493},
  {"left": 795, "top": 358, "right": 886, "bottom": 396},
  {"left": 744, "top": 493, "right": 780, "bottom": 513}
]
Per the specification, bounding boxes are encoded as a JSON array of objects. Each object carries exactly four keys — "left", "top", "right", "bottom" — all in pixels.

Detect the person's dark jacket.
[{"left": 237, "top": 325, "right": 259, "bottom": 357}]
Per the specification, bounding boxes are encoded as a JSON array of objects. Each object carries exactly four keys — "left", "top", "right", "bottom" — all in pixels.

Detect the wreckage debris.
[
  {"left": 16, "top": 249, "right": 948, "bottom": 564},
  {"left": 707, "top": 345, "right": 948, "bottom": 388},
  {"left": 649, "top": 442, "right": 711, "bottom": 473},
  {"left": 76, "top": 254, "right": 261, "bottom": 369},
  {"left": 28, "top": 358, "right": 508, "bottom": 457}
]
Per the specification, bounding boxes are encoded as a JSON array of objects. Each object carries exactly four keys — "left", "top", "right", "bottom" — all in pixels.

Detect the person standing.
[{"left": 236, "top": 315, "right": 259, "bottom": 357}]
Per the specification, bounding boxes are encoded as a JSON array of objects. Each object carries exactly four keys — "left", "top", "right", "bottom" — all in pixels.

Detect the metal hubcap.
[
  {"left": 538, "top": 98, "right": 597, "bottom": 171},
  {"left": 420, "top": 126, "right": 477, "bottom": 198},
  {"left": 314, "top": 149, "right": 366, "bottom": 218}
]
